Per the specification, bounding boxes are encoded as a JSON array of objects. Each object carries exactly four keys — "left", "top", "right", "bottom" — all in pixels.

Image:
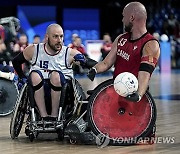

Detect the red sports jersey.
[
  {"left": 69, "top": 44, "right": 86, "bottom": 55},
  {"left": 114, "top": 32, "right": 157, "bottom": 78}
]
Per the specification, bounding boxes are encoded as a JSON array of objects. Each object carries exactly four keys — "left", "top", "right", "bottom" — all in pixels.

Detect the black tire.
[
  {"left": 57, "top": 129, "right": 64, "bottom": 141},
  {"left": 29, "top": 132, "right": 35, "bottom": 142},
  {"left": 0, "top": 78, "right": 18, "bottom": 116},
  {"left": 10, "top": 84, "right": 28, "bottom": 139},
  {"left": 87, "top": 79, "right": 156, "bottom": 145}
]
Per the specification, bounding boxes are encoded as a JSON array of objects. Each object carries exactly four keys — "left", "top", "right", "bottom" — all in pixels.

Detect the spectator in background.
[
  {"left": 69, "top": 36, "right": 87, "bottom": 56},
  {"left": 153, "top": 32, "right": 160, "bottom": 41},
  {"left": 0, "top": 35, "right": 6, "bottom": 53},
  {"left": 174, "top": 39, "right": 180, "bottom": 67},
  {"left": 13, "top": 33, "right": 29, "bottom": 75},
  {"left": 68, "top": 33, "right": 78, "bottom": 47},
  {"left": 69, "top": 36, "right": 87, "bottom": 75},
  {"left": 13, "top": 33, "right": 29, "bottom": 55},
  {"left": 167, "top": 14, "right": 179, "bottom": 39},
  {"left": 0, "top": 35, "right": 7, "bottom": 64},
  {"left": 33, "top": 34, "right": 41, "bottom": 44},
  {"left": 101, "top": 33, "right": 112, "bottom": 60},
  {"left": 162, "top": 13, "right": 179, "bottom": 39}
]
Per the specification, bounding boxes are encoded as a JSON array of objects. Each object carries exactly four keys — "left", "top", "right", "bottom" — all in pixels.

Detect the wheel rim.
[
  {"left": 10, "top": 85, "right": 28, "bottom": 138},
  {"left": 13, "top": 104, "right": 26, "bottom": 137},
  {"left": 91, "top": 85, "right": 152, "bottom": 139}
]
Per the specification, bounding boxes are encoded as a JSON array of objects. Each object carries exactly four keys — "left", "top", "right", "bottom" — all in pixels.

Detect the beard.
[
  {"left": 124, "top": 22, "right": 133, "bottom": 32},
  {"left": 47, "top": 38, "right": 62, "bottom": 52}
]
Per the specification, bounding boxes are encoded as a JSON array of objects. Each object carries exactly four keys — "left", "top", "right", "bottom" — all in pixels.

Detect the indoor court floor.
[{"left": 0, "top": 71, "right": 180, "bottom": 154}]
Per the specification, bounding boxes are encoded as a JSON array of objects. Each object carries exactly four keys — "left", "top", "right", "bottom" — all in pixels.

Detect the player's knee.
[
  {"left": 30, "top": 71, "right": 43, "bottom": 85},
  {"left": 29, "top": 71, "right": 44, "bottom": 91},
  {"left": 49, "top": 71, "right": 61, "bottom": 87}
]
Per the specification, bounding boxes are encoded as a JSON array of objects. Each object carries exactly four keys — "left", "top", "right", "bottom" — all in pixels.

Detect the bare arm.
[
  {"left": 94, "top": 35, "right": 121, "bottom": 73},
  {"left": 138, "top": 40, "right": 160, "bottom": 97},
  {"left": 68, "top": 48, "right": 82, "bottom": 65},
  {"left": 23, "top": 44, "right": 35, "bottom": 61}
]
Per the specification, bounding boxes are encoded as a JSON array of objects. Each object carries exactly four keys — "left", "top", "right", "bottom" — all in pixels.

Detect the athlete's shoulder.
[
  {"left": 144, "top": 32, "right": 157, "bottom": 40},
  {"left": 33, "top": 42, "right": 45, "bottom": 51},
  {"left": 117, "top": 32, "right": 130, "bottom": 40},
  {"left": 144, "top": 40, "right": 160, "bottom": 51}
]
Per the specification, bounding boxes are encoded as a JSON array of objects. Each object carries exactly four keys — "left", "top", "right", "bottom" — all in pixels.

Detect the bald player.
[
  {"left": 12, "top": 24, "right": 96, "bottom": 120},
  {"left": 88, "top": 2, "right": 160, "bottom": 102}
]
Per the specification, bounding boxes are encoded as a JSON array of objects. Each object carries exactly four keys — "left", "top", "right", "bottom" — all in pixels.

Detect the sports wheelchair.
[
  {"left": 86, "top": 79, "right": 157, "bottom": 145},
  {"left": 10, "top": 76, "right": 88, "bottom": 142},
  {"left": 10, "top": 76, "right": 156, "bottom": 145}
]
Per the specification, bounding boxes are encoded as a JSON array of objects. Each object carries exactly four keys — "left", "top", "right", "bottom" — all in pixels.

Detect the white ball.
[{"left": 113, "top": 72, "right": 138, "bottom": 97}]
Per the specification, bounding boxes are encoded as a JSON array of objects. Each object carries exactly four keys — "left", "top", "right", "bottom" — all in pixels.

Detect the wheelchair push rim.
[
  {"left": 87, "top": 79, "right": 156, "bottom": 145},
  {"left": 10, "top": 84, "right": 28, "bottom": 139}
]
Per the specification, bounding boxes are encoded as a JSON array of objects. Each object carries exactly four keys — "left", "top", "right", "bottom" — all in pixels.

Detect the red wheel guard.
[{"left": 91, "top": 85, "right": 151, "bottom": 138}]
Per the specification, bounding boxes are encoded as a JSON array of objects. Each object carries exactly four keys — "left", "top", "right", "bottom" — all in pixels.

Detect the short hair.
[{"left": 33, "top": 34, "right": 40, "bottom": 38}]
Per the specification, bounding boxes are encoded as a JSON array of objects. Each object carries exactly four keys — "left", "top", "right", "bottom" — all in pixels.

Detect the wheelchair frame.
[{"left": 10, "top": 77, "right": 88, "bottom": 142}]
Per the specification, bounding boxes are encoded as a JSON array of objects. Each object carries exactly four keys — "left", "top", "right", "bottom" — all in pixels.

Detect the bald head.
[
  {"left": 122, "top": 2, "right": 147, "bottom": 35},
  {"left": 124, "top": 2, "right": 147, "bottom": 21},
  {"left": 45, "top": 23, "right": 64, "bottom": 52},
  {"left": 46, "top": 24, "right": 63, "bottom": 35}
]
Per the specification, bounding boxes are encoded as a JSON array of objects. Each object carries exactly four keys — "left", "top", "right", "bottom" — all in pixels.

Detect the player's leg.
[
  {"left": 29, "top": 70, "right": 47, "bottom": 118},
  {"left": 49, "top": 71, "right": 66, "bottom": 118}
]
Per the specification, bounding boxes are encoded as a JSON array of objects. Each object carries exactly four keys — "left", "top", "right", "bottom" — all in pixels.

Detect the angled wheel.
[
  {"left": 73, "top": 78, "right": 87, "bottom": 116},
  {"left": 29, "top": 132, "right": 35, "bottom": 142},
  {"left": 70, "top": 139, "right": 77, "bottom": 144},
  {"left": 10, "top": 83, "right": 28, "bottom": 139},
  {"left": 64, "top": 79, "right": 86, "bottom": 123},
  {"left": 0, "top": 78, "right": 18, "bottom": 116},
  {"left": 87, "top": 79, "right": 156, "bottom": 145},
  {"left": 73, "top": 78, "right": 86, "bottom": 101}
]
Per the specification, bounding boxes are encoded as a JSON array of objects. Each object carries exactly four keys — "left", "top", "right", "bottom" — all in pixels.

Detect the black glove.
[
  {"left": 125, "top": 92, "right": 142, "bottom": 102},
  {"left": 87, "top": 67, "right": 97, "bottom": 81}
]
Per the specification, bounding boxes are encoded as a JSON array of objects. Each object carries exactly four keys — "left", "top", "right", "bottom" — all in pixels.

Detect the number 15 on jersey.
[{"left": 40, "top": 60, "right": 49, "bottom": 69}]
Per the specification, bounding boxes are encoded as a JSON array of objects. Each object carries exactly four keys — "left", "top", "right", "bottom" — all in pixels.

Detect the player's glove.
[
  {"left": 125, "top": 92, "right": 142, "bottom": 102},
  {"left": 74, "top": 54, "right": 86, "bottom": 66},
  {"left": 87, "top": 67, "right": 97, "bottom": 81},
  {"left": 17, "top": 77, "right": 27, "bottom": 90}
]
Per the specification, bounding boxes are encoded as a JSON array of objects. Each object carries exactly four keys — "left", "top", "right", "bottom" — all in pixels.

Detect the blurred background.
[{"left": 0, "top": 0, "right": 179, "bottom": 70}]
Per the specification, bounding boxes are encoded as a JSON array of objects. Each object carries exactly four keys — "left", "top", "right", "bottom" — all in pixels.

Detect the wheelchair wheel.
[
  {"left": 73, "top": 78, "right": 86, "bottom": 100},
  {"left": 57, "top": 129, "right": 64, "bottom": 141},
  {"left": 10, "top": 83, "right": 28, "bottom": 139},
  {"left": 0, "top": 78, "right": 18, "bottom": 116},
  {"left": 87, "top": 79, "right": 156, "bottom": 145},
  {"left": 64, "top": 79, "right": 86, "bottom": 121}
]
